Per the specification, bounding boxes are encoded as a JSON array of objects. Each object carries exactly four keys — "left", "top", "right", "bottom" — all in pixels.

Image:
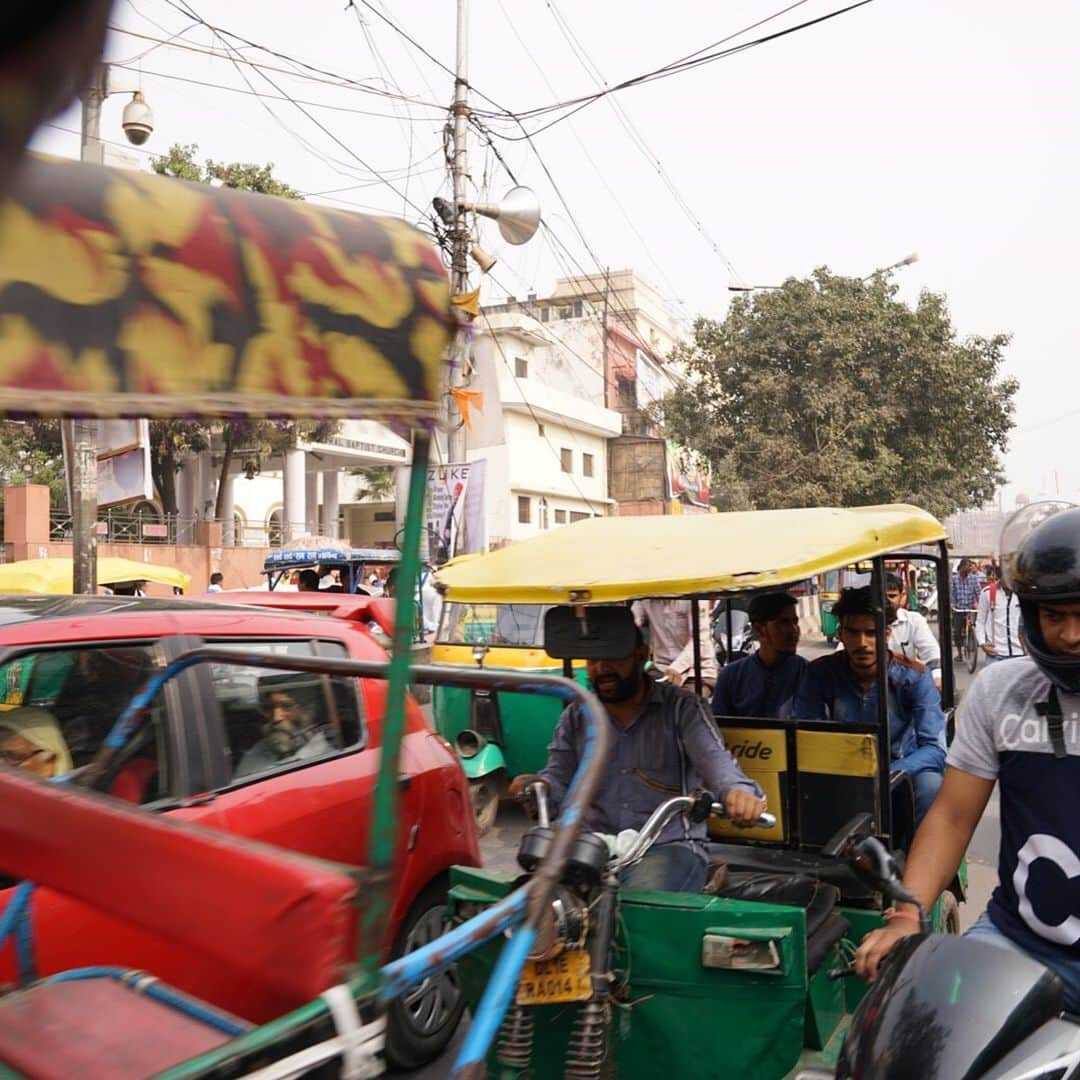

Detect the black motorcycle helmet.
[{"left": 1001, "top": 501, "right": 1080, "bottom": 691}]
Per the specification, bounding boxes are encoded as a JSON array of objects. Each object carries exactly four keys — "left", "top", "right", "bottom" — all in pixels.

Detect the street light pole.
[
  {"left": 68, "top": 64, "right": 110, "bottom": 594},
  {"left": 446, "top": 0, "right": 471, "bottom": 467}
]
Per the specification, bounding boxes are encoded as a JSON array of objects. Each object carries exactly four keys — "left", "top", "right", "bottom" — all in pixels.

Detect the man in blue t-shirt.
[
  {"left": 794, "top": 586, "right": 946, "bottom": 823},
  {"left": 712, "top": 591, "right": 807, "bottom": 719},
  {"left": 855, "top": 506, "right": 1080, "bottom": 1008}
]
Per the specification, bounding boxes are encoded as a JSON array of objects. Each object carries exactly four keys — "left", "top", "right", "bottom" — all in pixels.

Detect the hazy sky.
[{"left": 34, "top": 0, "right": 1080, "bottom": 503}]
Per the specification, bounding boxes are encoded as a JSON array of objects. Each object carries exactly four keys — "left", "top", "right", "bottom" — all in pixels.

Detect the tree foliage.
[
  {"left": 350, "top": 466, "right": 396, "bottom": 503},
  {"left": 148, "top": 145, "right": 321, "bottom": 515},
  {"left": 0, "top": 421, "right": 65, "bottom": 507},
  {"left": 152, "top": 143, "right": 301, "bottom": 199},
  {"left": 656, "top": 269, "right": 1017, "bottom": 518}
]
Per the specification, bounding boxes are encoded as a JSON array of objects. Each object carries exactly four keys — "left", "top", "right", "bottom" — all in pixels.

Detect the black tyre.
[
  {"left": 939, "top": 890, "right": 961, "bottom": 935},
  {"left": 470, "top": 774, "right": 501, "bottom": 836},
  {"left": 386, "top": 878, "right": 466, "bottom": 1070},
  {"left": 966, "top": 625, "right": 979, "bottom": 674}
]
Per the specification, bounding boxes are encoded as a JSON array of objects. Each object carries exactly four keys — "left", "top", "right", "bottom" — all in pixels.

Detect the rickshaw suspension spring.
[
  {"left": 496, "top": 1004, "right": 534, "bottom": 1070},
  {"left": 564, "top": 998, "right": 611, "bottom": 1080}
]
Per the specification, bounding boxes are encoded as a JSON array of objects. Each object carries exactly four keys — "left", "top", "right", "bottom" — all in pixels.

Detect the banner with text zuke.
[
  {"left": 424, "top": 461, "right": 487, "bottom": 565},
  {"left": 0, "top": 155, "right": 453, "bottom": 421}
]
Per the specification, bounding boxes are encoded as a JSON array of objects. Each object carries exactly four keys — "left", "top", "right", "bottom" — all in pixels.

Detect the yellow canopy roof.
[
  {"left": 436, "top": 504, "right": 945, "bottom": 604},
  {"left": 0, "top": 557, "right": 190, "bottom": 594}
]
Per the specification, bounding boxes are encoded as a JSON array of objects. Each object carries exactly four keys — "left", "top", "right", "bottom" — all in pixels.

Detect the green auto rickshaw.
[{"left": 442, "top": 504, "right": 965, "bottom": 1078}]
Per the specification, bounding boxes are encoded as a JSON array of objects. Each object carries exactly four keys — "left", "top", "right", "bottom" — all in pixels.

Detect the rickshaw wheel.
[
  {"left": 470, "top": 774, "right": 502, "bottom": 836},
  {"left": 939, "top": 890, "right": 961, "bottom": 935},
  {"left": 386, "top": 877, "right": 466, "bottom": 1068}
]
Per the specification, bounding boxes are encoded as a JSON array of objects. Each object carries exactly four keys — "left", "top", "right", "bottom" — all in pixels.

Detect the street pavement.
[{"left": 400, "top": 636, "right": 997, "bottom": 1075}]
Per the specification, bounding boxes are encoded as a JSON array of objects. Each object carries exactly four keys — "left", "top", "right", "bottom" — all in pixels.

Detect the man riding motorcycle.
[{"left": 856, "top": 504, "right": 1080, "bottom": 1011}]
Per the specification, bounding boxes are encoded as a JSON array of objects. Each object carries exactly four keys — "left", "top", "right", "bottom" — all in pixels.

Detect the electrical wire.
[
  {"left": 109, "top": 62, "right": 446, "bottom": 121},
  {"left": 166, "top": 0, "right": 433, "bottom": 223},
  {"left": 349, "top": 2, "right": 420, "bottom": 219},
  {"left": 543, "top": 0, "right": 742, "bottom": 279},
  {"left": 488, "top": 0, "right": 880, "bottom": 134},
  {"left": 110, "top": 21, "right": 446, "bottom": 111}
]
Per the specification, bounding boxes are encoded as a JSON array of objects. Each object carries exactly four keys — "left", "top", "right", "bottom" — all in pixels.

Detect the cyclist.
[{"left": 951, "top": 558, "right": 983, "bottom": 661}]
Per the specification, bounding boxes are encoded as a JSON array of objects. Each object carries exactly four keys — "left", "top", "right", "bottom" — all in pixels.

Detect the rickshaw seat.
[
  {"left": 706, "top": 869, "right": 848, "bottom": 974},
  {"left": 709, "top": 871, "right": 840, "bottom": 938}
]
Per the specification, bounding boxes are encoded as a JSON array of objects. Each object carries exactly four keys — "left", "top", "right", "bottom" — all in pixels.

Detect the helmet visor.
[{"left": 1000, "top": 500, "right": 1078, "bottom": 592}]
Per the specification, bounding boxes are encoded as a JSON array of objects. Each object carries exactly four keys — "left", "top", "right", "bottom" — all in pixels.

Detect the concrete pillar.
[
  {"left": 198, "top": 450, "right": 216, "bottom": 521},
  {"left": 177, "top": 460, "right": 196, "bottom": 545},
  {"left": 219, "top": 472, "right": 235, "bottom": 547},
  {"left": 283, "top": 448, "right": 305, "bottom": 542},
  {"left": 321, "top": 470, "right": 340, "bottom": 539},
  {"left": 305, "top": 471, "right": 319, "bottom": 536},
  {"left": 3, "top": 485, "right": 51, "bottom": 560}
]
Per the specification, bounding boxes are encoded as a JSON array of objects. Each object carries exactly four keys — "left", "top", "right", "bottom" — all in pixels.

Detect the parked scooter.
[{"left": 797, "top": 823, "right": 1080, "bottom": 1079}]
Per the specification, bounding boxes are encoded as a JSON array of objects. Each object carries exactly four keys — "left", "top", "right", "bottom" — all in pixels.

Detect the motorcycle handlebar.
[{"left": 612, "top": 794, "right": 774, "bottom": 870}]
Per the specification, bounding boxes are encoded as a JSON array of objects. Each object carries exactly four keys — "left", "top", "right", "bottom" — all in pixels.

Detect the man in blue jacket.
[{"left": 794, "top": 586, "right": 946, "bottom": 823}]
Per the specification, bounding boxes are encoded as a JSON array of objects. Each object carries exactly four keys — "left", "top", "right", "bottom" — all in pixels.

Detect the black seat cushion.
[
  {"left": 712, "top": 871, "right": 840, "bottom": 938},
  {"left": 806, "top": 911, "right": 851, "bottom": 975}
]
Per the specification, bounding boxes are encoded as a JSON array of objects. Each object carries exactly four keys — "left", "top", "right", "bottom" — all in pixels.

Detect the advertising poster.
[{"left": 425, "top": 460, "right": 487, "bottom": 565}]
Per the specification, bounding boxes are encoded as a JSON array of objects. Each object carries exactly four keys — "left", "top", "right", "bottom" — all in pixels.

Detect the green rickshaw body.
[
  {"left": 450, "top": 867, "right": 958, "bottom": 1079},
  {"left": 453, "top": 868, "right": 859, "bottom": 1080}
]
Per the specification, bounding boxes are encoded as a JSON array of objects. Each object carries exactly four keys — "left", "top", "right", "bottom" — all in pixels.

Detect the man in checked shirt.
[{"left": 952, "top": 558, "right": 985, "bottom": 661}]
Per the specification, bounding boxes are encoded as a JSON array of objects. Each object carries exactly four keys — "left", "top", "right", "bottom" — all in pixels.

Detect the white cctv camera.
[{"left": 121, "top": 92, "right": 154, "bottom": 146}]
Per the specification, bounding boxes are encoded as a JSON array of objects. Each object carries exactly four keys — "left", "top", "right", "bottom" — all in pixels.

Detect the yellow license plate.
[{"left": 516, "top": 950, "right": 592, "bottom": 1006}]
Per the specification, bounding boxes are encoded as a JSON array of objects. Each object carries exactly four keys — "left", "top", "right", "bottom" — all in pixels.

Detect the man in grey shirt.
[
  {"left": 509, "top": 624, "right": 765, "bottom": 892},
  {"left": 855, "top": 505, "right": 1080, "bottom": 1009}
]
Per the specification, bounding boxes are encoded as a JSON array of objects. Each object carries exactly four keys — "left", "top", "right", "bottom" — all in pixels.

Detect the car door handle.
[{"left": 398, "top": 774, "right": 412, "bottom": 790}]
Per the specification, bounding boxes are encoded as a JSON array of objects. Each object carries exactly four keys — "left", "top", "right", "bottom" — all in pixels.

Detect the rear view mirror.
[{"left": 544, "top": 606, "right": 637, "bottom": 661}]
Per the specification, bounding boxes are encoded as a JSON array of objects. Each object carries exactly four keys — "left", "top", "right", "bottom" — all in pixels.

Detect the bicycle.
[{"left": 955, "top": 609, "right": 979, "bottom": 674}]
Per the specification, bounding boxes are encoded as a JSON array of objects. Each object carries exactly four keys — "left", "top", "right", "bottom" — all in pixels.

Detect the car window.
[
  {"left": 207, "top": 639, "right": 365, "bottom": 784},
  {"left": 0, "top": 644, "right": 165, "bottom": 803}
]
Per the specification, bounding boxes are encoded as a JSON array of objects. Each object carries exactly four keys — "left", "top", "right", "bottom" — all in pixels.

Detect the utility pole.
[
  {"left": 446, "top": 0, "right": 470, "bottom": 466},
  {"left": 68, "top": 64, "right": 108, "bottom": 594}
]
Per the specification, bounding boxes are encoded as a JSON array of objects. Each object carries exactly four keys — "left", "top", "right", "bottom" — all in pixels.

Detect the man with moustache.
[
  {"left": 794, "top": 586, "right": 946, "bottom": 824},
  {"left": 508, "top": 619, "right": 765, "bottom": 892}
]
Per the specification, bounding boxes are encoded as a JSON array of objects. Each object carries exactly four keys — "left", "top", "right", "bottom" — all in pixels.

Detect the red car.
[{"left": 0, "top": 594, "right": 479, "bottom": 1069}]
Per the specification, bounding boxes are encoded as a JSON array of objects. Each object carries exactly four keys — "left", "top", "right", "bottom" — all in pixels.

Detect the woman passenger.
[{"left": 0, "top": 707, "right": 73, "bottom": 778}]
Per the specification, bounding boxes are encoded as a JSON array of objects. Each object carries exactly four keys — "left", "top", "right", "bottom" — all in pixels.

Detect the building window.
[
  {"left": 554, "top": 509, "right": 567, "bottom": 524},
  {"left": 374, "top": 511, "right": 395, "bottom": 522},
  {"left": 560, "top": 448, "right": 572, "bottom": 473},
  {"left": 569, "top": 511, "right": 589, "bottom": 523},
  {"left": 537, "top": 422, "right": 545, "bottom": 437},
  {"left": 573, "top": 300, "right": 583, "bottom": 318},
  {"left": 583, "top": 452, "right": 594, "bottom": 478},
  {"left": 518, "top": 496, "right": 531, "bottom": 524},
  {"left": 515, "top": 356, "right": 528, "bottom": 378},
  {"left": 540, "top": 307, "right": 550, "bottom": 322},
  {"left": 539, "top": 498, "right": 549, "bottom": 530}
]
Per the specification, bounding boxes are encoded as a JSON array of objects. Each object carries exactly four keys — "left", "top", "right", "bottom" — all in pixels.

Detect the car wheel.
[
  {"left": 386, "top": 879, "right": 466, "bottom": 1070},
  {"left": 470, "top": 775, "right": 501, "bottom": 836},
  {"left": 939, "top": 890, "right": 961, "bottom": 935}
]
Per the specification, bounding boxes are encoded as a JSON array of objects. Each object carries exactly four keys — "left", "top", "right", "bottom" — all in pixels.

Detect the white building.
[
  {"left": 178, "top": 419, "right": 410, "bottom": 547},
  {"left": 466, "top": 307, "right": 623, "bottom": 547}
]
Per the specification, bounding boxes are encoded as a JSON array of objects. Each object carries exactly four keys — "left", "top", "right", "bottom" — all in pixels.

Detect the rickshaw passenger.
[
  {"left": 509, "top": 626, "right": 765, "bottom": 892},
  {"left": 632, "top": 598, "right": 718, "bottom": 698},
  {"left": 884, "top": 573, "right": 942, "bottom": 689},
  {"left": 794, "top": 587, "right": 946, "bottom": 823},
  {"left": 711, "top": 591, "right": 807, "bottom": 718}
]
